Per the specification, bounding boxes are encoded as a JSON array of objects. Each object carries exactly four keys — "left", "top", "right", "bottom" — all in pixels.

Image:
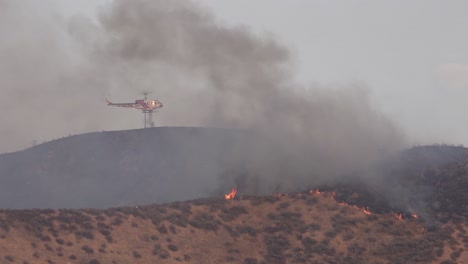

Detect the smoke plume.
[
  {"left": 1, "top": 0, "right": 407, "bottom": 199},
  {"left": 88, "top": 0, "right": 405, "bottom": 191}
]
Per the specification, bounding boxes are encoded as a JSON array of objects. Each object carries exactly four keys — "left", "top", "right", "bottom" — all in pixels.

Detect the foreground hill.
[{"left": 0, "top": 190, "right": 465, "bottom": 264}]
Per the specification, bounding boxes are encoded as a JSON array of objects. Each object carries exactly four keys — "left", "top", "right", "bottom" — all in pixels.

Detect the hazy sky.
[
  {"left": 197, "top": 0, "right": 468, "bottom": 146},
  {"left": 1, "top": 0, "right": 468, "bottom": 152}
]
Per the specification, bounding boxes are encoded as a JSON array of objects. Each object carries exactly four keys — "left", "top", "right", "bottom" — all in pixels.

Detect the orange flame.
[
  {"left": 361, "top": 207, "right": 372, "bottom": 215},
  {"left": 395, "top": 213, "right": 403, "bottom": 220},
  {"left": 225, "top": 188, "right": 237, "bottom": 200},
  {"left": 412, "top": 214, "right": 418, "bottom": 219},
  {"left": 310, "top": 189, "right": 323, "bottom": 195},
  {"left": 349, "top": 204, "right": 372, "bottom": 215}
]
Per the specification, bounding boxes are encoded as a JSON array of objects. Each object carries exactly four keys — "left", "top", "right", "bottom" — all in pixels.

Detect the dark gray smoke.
[
  {"left": 87, "top": 0, "right": 405, "bottom": 192},
  {"left": 0, "top": 0, "right": 408, "bottom": 205}
]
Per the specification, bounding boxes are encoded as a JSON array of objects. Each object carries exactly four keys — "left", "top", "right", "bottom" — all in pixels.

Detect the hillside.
[
  {"left": 0, "top": 128, "right": 467, "bottom": 263},
  {"left": 0, "top": 127, "right": 248, "bottom": 209},
  {"left": 0, "top": 189, "right": 465, "bottom": 264},
  {"left": 1, "top": 127, "right": 467, "bottom": 215}
]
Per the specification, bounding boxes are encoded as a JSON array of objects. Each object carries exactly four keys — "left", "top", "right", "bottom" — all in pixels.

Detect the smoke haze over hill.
[
  {"left": 1, "top": 0, "right": 404, "bottom": 149},
  {"left": 0, "top": 0, "right": 415, "bottom": 209}
]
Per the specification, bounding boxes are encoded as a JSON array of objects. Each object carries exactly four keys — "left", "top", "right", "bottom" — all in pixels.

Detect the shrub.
[
  {"left": 81, "top": 245, "right": 94, "bottom": 254},
  {"left": 250, "top": 197, "right": 264, "bottom": 206},
  {"left": 160, "top": 251, "right": 169, "bottom": 259},
  {"left": 343, "top": 233, "right": 354, "bottom": 241},
  {"left": 157, "top": 224, "right": 168, "bottom": 234},
  {"left": 75, "top": 231, "right": 94, "bottom": 240},
  {"left": 152, "top": 244, "right": 170, "bottom": 259},
  {"left": 236, "top": 225, "right": 257, "bottom": 237},
  {"left": 189, "top": 213, "right": 219, "bottom": 231},
  {"left": 366, "top": 214, "right": 378, "bottom": 221},
  {"left": 4, "top": 256, "right": 14, "bottom": 262},
  {"left": 306, "top": 197, "right": 318, "bottom": 205},
  {"left": 82, "top": 222, "right": 94, "bottom": 230},
  {"left": 372, "top": 237, "right": 438, "bottom": 263},
  {"left": 110, "top": 217, "right": 123, "bottom": 226},
  {"left": 440, "top": 260, "right": 456, "bottom": 264},
  {"left": 264, "top": 225, "right": 281, "bottom": 234},
  {"left": 45, "top": 244, "right": 54, "bottom": 252},
  {"left": 225, "top": 255, "right": 236, "bottom": 262},
  {"left": 292, "top": 251, "right": 306, "bottom": 263},
  {"left": 309, "top": 223, "right": 321, "bottom": 231},
  {"left": 95, "top": 215, "right": 106, "bottom": 221},
  {"left": 152, "top": 244, "right": 161, "bottom": 256},
  {"left": 41, "top": 235, "right": 51, "bottom": 242},
  {"left": 224, "top": 225, "right": 239, "bottom": 238},
  {"left": 133, "top": 251, "right": 142, "bottom": 258},
  {"left": 169, "top": 202, "right": 192, "bottom": 215},
  {"left": 167, "top": 244, "right": 178, "bottom": 251},
  {"left": 347, "top": 243, "right": 366, "bottom": 255},
  {"left": 264, "top": 235, "right": 290, "bottom": 262},
  {"left": 378, "top": 219, "right": 395, "bottom": 228},
  {"left": 267, "top": 212, "right": 305, "bottom": 234},
  {"left": 314, "top": 242, "right": 336, "bottom": 256},
  {"left": 450, "top": 249, "right": 462, "bottom": 261},
  {"left": 264, "top": 196, "right": 280, "bottom": 203},
  {"left": 105, "top": 235, "right": 113, "bottom": 243},
  {"left": 97, "top": 222, "right": 110, "bottom": 229},
  {"left": 277, "top": 202, "right": 290, "bottom": 210},
  {"left": 325, "top": 230, "right": 337, "bottom": 239},
  {"left": 301, "top": 237, "right": 317, "bottom": 250},
  {"left": 169, "top": 225, "right": 177, "bottom": 234},
  {"left": 219, "top": 206, "right": 248, "bottom": 222},
  {"left": 89, "top": 260, "right": 100, "bottom": 264},
  {"left": 166, "top": 213, "right": 188, "bottom": 227},
  {"left": 99, "top": 229, "right": 110, "bottom": 236}
]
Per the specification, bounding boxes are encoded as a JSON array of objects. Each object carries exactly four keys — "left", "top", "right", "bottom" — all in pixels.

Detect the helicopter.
[{"left": 106, "top": 92, "right": 163, "bottom": 128}]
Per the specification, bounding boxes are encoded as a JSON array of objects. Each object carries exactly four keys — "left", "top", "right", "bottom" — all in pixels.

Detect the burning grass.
[{"left": 0, "top": 183, "right": 464, "bottom": 263}]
